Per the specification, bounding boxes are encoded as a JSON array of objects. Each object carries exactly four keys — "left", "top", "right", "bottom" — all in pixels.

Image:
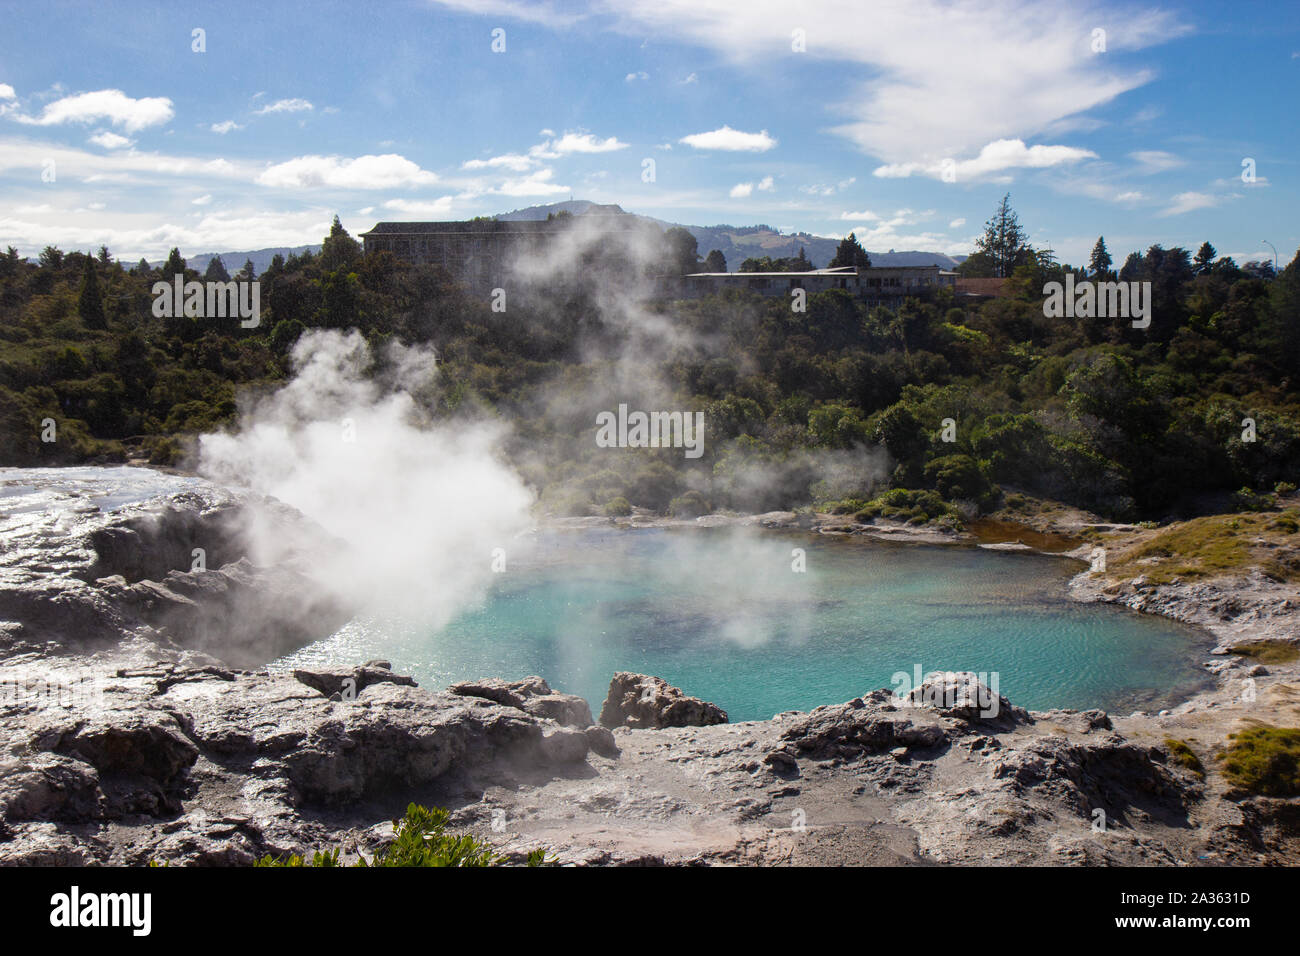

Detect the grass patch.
[
  {"left": 1108, "top": 510, "right": 1300, "bottom": 584},
  {"left": 1228, "top": 641, "right": 1300, "bottom": 664},
  {"left": 253, "top": 803, "right": 550, "bottom": 867},
  {"left": 1219, "top": 726, "right": 1300, "bottom": 796},
  {"left": 1163, "top": 737, "right": 1205, "bottom": 778}
]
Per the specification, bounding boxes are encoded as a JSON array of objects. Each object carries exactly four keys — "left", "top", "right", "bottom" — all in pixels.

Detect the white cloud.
[
  {"left": 383, "top": 196, "right": 455, "bottom": 217},
  {"left": 211, "top": 120, "right": 242, "bottom": 134},
  {"left": 0, "top": 84, "right": 15, "bottom": 100},
  {"left": 949, "top": 218, "right": 966, "bottom": 229},
  {"left": 0, "top": 205, "right": 337, "bottom": 261},
  {"left": 540, "top": 131, "right": 629, "bottom": 155},
  {"left": 729, "top": 175, "right": 774, "bottom": 198},
  {"left": 679, "top": 125, "right": 777, "bottom": 152},
  {"left": 462, "top": 152, "right": 535, "bottom": 171},
  {"left": 0, "top": 138, "right": 258, "bottom": 185},
  {"left": 1159, "top": 191, "right": 1220, "bottom": 217},
  {"left": 12, "top": 88, "right": 173, "bottom": 132},
  {"left": 841, "top": 209, "right": 881, "bottom": 221},
  {"left": 801, "top": 176, "right": 855, "bottom": 197},
  {"left": 873, "top": 138, "right": 1096, "bottom": 181},
  {"left": 88, "top": 130, "right": 133, "bottom": 149},
  {"left": 478, "top": 1, "right": 1186, "bottom": 164},
  {"left": 1130, "top": 149, "right": 1183, "bottom": 173},
  {"left": 191, "top": 194, "right": 213, "bottom": 206},
  {"left": 492, "top": 168, "right": 569, "bottom": 197},
  {"left": 254, "top": 98, "right": 313, "bottom": 115},
  {"left": 625, "top": 71, "right": 649, "bottom": 82},
  {"left": 256, "top": 154, "right": 439, "bottom": 189},
  {"left": 682, "top": 72, "right": 698, "bottom": 84}
]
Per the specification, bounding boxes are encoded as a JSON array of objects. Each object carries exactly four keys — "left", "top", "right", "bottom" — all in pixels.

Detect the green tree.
[
  {"left": 1088, "top": 236, "right": 1112, "bottom": 278},
  {"left": 663, "top": 227, "right": 701, "bottom": 275},
  {"left": 38, "top": 245, "right": 63, "bottom": 269},
  {"left": 1193, "top": 241, "right": 1217, "bottom": 275},
  {"left": 829, "top": 232, "right": 871, "bottom": 269},
  {"left": 77, "top": 255, "right": 107, "bottom": 329},
  {"left": 163, "top": 247, "right": 187, "bottom": 279},
  {"left": 973, "top": 194, "right": 1029, "bottom": 278},
  {"left": 320, "top": 215, "right": 362, "bottom": 272},
  {"left": 703, "top": 249, "right": 727, "bottom": 272},
  {"left": 203, "top": 255, "right": 230, "bottom": 282}
]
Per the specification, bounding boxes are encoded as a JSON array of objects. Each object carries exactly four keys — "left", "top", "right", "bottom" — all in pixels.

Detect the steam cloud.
[{"left": 198, "top": 329, "right": 534, "bottom": 631}]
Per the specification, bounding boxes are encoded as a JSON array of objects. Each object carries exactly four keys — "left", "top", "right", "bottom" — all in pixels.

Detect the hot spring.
[{"left": 276, "top": 526, "right": 1215, "bottom": 721}]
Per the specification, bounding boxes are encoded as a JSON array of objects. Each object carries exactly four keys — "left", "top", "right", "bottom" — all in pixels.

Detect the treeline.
[{"left": 0, "top": 203, "right": 1297, "bottom": 523}]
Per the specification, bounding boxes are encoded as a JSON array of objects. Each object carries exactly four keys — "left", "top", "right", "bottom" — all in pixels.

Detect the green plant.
[
  {"left": 1163, "top": 737, "right": 1205, "bottom": 778},
  {"left": 603, "top": 496, "right": 632, "bottom": 517},
  {"left": 1220, "top": 726, "right": 1300, "bottom": 796},
  {"left": 250, "top": 804, "right": 553, "bottom": 867},
  {"left": 668, "top": 490, "right": 711, "bottom": 518}
]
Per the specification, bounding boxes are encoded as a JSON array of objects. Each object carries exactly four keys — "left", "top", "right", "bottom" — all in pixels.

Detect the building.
[
  {"left": 661, "top": 265, "right": 956, "bottom": 305},
  {"left": 359, "top": 206, "right": 650, "bottom": 290}
]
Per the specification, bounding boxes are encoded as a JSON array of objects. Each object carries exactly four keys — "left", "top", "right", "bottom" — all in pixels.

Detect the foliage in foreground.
[
  {"left": 253, "top": 803, "right": 550, "bottom": 867},
  {"left": 1219, "top": 725, "right": 1300, "bottom": 796}
]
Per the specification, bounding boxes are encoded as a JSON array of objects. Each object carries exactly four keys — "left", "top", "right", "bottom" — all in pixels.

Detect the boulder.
[
  {"left": 598, "top": 672, "right": 727, "bottom": 729},
  {"left": 293, "top": 663, "right": 417, "bottom": 699},
  {"left": 903, "top": 671, "right": 1027, "bottom": 725},
  {"left": 449, "top": 676, "right": 593, "bottom": 728}
]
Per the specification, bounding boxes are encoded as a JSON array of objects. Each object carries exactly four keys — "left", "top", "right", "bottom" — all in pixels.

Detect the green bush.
[
  {"left": 603, "top": 496, "right": 632, "bottom": 516},
  {"left": 854, "top": 488, "right": 955, "bottom": 525},
  {"left": 1163, "top": 737, "right": 1205, "bottom": 778},
  {"left": 1231, "top": 486, "right": 1276, "bottom": 512},
  {"left": 1220, "top": 726, "right": 1300, "bottom": 796},
  {"left": 668, "top": 490, "right": 711, "bottom": 518},
  {"left": 253, "top": 803, "right": 550, "bottom": 867}
]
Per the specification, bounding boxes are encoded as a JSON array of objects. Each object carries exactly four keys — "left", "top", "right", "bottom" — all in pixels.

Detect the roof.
[
  {"left": 954, "top": 277, "right": 1011, "bottom": 297},
  {"left": 684, "top": 267, "right": 861, "bottom": 278}
]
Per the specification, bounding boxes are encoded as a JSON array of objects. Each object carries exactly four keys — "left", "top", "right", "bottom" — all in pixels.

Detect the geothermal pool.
[{"left": 277, "top": 527, "right": 1215, "bottom": 721}]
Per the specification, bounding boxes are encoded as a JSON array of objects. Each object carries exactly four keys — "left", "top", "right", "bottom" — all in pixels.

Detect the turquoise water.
[{"left": 276, "top": 527, "right": 1215, "bottom": 721}]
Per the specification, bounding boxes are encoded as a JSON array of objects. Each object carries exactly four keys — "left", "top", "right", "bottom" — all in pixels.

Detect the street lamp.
[{"left": 1262, "top": 240, "right": 1278, "bottom": 273}]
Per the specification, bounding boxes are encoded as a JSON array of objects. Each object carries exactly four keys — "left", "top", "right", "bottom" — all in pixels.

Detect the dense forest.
[{"left": 1, "top": 198, "right": 1297, "bottom": 524}]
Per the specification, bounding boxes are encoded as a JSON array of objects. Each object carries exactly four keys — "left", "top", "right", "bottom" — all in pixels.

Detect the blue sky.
[{"left": 0, "top": 0, "right": 1296, "bottom": 267}]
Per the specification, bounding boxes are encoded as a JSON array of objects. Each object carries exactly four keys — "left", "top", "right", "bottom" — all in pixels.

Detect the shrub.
[
  {"left": 1163, "top": 738, "right": 1205, "bottom": 778},
  {"left": 854, "top": 488, "right": 956, "bottom": 525},
  {"left": 1220, "top": 726, "right": 1300, "bottom": 796},
  {"left": 603, "top": 496, "right": 632, "bottom": 516},
  {"left": 668, "top": 490, "right": 711, "bottom": 518},
  {"left": 253, "top": 803, "right": 550, "bottom": 867},
  {"left": 1231, "top": 486, "right": 1276, "bottom": 512}
]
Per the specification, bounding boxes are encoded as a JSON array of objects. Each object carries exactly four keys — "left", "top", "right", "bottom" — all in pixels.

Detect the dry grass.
[{"left": 1106, "top": 509, "right": 1300, "bottom": 585}]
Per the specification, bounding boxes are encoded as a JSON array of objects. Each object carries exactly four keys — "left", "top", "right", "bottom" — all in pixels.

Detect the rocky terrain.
[{"left": 1, "top": 468, "right": 1297, "bottom": 866}]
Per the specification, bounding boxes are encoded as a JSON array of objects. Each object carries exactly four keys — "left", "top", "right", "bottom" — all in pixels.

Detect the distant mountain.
[
  {"left": 151, "top": 245, "right": 319, "bottom": 276},
  {"left": 181, "top": 201, "right": 963, "bottom": 276},
  {"left": 497, "top": 200, "right": 963, "bottom": 270}
]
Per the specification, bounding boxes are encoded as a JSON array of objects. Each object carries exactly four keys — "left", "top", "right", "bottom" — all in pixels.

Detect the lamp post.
[{"left": 1262, "top": 240, "right": 1278, "bottom": 274}]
